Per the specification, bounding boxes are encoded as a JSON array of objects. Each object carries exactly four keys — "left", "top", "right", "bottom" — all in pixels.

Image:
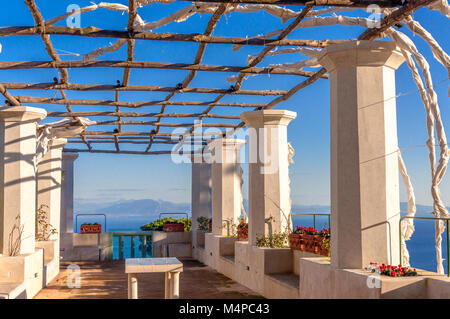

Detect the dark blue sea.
[{"left": 76, "top": 214, "right": 448, "bottom": 274}]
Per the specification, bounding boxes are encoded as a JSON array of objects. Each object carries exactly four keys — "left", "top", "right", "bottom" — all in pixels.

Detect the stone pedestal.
[
  {"left": 60, "top": 152, "right": 78, "bottom": 234},
  {"left": 36, "top": 138, "right": 67, "bottom": 275},
  {"left": 0, "top": 106, "right": 46, "bottom": 255},
  {"left": 191, "top": 154, "right": 212, "bottom": 231},
  {"left": 240, "top": 111, "right": 296, "bottom": 245},
  {"left": 60, "top": 152, "right": 78, "bottom": 261},
  {"left": 208, "top": 139, "right": 246, "bottom": 236},
  {"left": 318, "top": 40, "right": 405, "bottom": 269},
  {"left": 37, "top": 138, "right": 67, "bottom": 241}
]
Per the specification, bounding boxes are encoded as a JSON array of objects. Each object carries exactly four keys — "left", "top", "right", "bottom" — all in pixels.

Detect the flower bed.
[
  {"left": 289, "top": 226, "right": 330, "bottom": 256},
  {"left": 366, "top": 263, "right": 418, "bottom": 277},
  {"left": 237, "top": 221, "right": 248, "bottom": 240}
]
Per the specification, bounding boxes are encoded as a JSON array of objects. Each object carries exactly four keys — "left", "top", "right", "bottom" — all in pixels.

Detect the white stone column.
[
  {"left": 240, "top": 110, "right": 296, "bottom": 246},
  {"left": 208, "top": 138, "right": 246, "bottom": 236},
  {"left": 317, "top": 40, "right": 405, "bottom": 269},
  {"left": 37, "top": 138, "right": 67, "bottom": 242},
  {"left": 60, "top": 152, "right": 78, "bottom": 234},
  {"left": 0, "top": 106, "right": 46, "bottom": 255},
  {"left": 191, "top": 154, "right": 212, "bottom": 230}
]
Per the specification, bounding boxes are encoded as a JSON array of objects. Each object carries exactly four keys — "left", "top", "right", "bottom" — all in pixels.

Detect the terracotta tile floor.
[{"left": 34, "top": 258, "right": 262, "bottom": 299}]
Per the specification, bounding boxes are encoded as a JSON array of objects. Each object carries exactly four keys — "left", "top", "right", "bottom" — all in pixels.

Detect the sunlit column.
[
  {"left": 0, "top": 106, "right": 46, "bottom": 255},
  {"left": 240, "top": 110, "right": 297, "bottom": 246},
  {"left": 318, "top": 40, "right": 405, "bottom": 269}
]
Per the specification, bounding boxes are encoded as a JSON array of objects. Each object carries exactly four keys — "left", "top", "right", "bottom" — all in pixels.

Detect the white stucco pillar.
[
  {"left": 37, "top": 138, "right": 67, "bottom": 242},
  {"left": 191, "top": 154, "right": 212, "bottom": 231},
  {"left": 60, "top": 152, "right": 78, "bottom": 234},
  {"left": 318, "top": 40, "right": 405, "bottom": 269},
  {"left": 208, "top": 138, "right": 246, "bottom": 236},
  {"left": 0, "top": 106, "right": 46, "bottom": 255},
  {"left": 240, "top": 110, "right": 296, "bottom": 245}
]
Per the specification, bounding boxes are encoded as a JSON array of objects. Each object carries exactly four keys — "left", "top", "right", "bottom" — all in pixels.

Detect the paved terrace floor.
[{"left": 34, "top": 259, "right": 262, "bottom": 299}]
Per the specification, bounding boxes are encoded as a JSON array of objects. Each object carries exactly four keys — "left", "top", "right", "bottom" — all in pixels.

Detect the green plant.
[
  {"left": 256, "top": 231, "right": 289, "bottom": 248},
  {"left": 8, "top": 215, "right": 24, "bottom": 256},
  {"left": 35, "top": 204, "right": 58, "bottom": 241},
  {"left": 140, "top": 217, "right": 191, "bottom": 231},
  {"left": 197, "top": 216, "right": 211, "bottom": 231}
]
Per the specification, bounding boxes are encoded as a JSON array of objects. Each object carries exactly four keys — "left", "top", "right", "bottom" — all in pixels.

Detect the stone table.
[{"left": 125, "top": 257, "right": 183, "bottom": 299}]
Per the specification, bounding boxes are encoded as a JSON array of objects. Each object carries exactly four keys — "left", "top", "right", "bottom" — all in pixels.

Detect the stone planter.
[
  {"left": 237, "top": 227, "right": 248, "bottom": 240},
  {"left": 163, "top": 223, "right": 185, "bottom": 232},
  {"left": 80, "top": 224, "right": 101, "bottom": 233}
]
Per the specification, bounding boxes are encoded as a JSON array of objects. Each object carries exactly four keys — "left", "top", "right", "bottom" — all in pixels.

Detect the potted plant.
[
  {"left": 319, "top": 227, "right": 330, "bottom": 256},
  {"left": 289, "top": 226, "right": 306, "bottom": 251},
  {"left": 197, "top": 216, "right": 212, "bottom": 232},
  {"left": 366, "top": 262, "right": 418, "bottom": 277},
  {"left": 237, "top": 221, "right": 248, "bottom": 240},
  {"left": 80, "top": 223, "right": 102, "bottom": 233},
  {"left": 301, "top": 227, "right": 319, "bottom": 253},
  {"left": 163, "top": 220, "right": 185, "bottom": 232}
]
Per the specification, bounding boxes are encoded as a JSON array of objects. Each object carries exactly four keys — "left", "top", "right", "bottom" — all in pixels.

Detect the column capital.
[
  {"left": 0, "top": 106, "right": 46, "bottom": 122},
  {"left": 49, "top": 138, "right": 68, "bottom": 149},
  {"left": 207, "top": 138, "right": 246, "bottom": 150},
  {"left": 62, "top": 152, "right": 79, "bottom": 161},
  {"left": 240, "top": 110, "right": 297, "bottom": 127},
  {"left": 318, "top": 40, "right": 404, "bottom": 73}
]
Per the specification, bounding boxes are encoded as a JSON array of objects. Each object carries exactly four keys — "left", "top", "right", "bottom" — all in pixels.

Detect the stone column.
[
  {"left": 208, "top": 138, "right": 246, "bottom": 236},
  {"left": 240, "top": 110, "right": 296, "bottom": 246},
  {"left": 317, "top": 40, "right": 405, "bottom": 269},
  {"left": 37, "top": 138, "right": 67, "bottom": 242},
  {"left": 191, "top": 154, "right": 212, "bottom": 231},
  {"left": 0, "top": 106, "right": 46, "bottom": 255},
  {"left": 60, "top": 152, "right": 78, "bottom": 234}
]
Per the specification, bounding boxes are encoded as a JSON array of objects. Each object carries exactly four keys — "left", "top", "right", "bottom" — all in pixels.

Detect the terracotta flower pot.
[
  {"left": 289, "top": 233, "right": 303, "bottom": 250},
  {"left": 163, "top": 223, "right": 185, "bottom": 232},
  {"left": 81, "top": 224, "right": 102, "bottom": 233},
  {"left": 208, "top": 220, "right": 212, "bottom": 232},
  {"left": 237, "top": 227, "right": 248, "bottom": 240}
]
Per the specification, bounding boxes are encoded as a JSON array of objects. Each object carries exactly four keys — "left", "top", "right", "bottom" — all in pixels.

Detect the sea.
[{"left": 78, "top": 214, "right": 448, "bottom": 274}]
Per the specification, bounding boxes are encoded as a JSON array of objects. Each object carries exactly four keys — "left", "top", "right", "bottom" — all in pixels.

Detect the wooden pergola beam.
[
  {"left": 47, "top": 111, "right": 241, "bottom": 120},
  {"left": 63, "top": 148, "right": 181, "bottom": 155},
  {"left": 177, "top": 0, "right": 404, "bottom": 6},
  {"left": 0, "top": 60, "right": 324, "bottom": 78},
  {"left": 15, "top": 95, "right": 264, "bottom": 108},
  {"left": 4, "top": 83, "right": 289, "bottom": 95},
  {"left": 0, "top": 26, "right": 346, "bottom": 48}
]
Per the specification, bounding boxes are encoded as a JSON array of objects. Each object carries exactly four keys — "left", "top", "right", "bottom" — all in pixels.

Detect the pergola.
[
  {"left": 0, "top": 0, "right": 431, "bottom": 156},
  {"left": 0, "top": 0, "right": 449, "bottom": 299}
]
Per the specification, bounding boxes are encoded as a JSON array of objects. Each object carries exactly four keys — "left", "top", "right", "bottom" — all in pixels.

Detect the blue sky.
[{"left": 0, "top": 1, "right": 448, "bottom": 208}]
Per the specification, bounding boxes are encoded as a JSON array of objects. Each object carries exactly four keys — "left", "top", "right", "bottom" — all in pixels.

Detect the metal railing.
[
  {"left": 399, "top": 215, "right": 450, "bottom": 277},
  {"left": 158, "top": 212, "right": 189, "bottom": 219},
  {"left": 290, "top": 213, "right": 331, "bottom": 230},
  {"left": 75, "top": 213, "right": 107, "bottom": 232}
]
